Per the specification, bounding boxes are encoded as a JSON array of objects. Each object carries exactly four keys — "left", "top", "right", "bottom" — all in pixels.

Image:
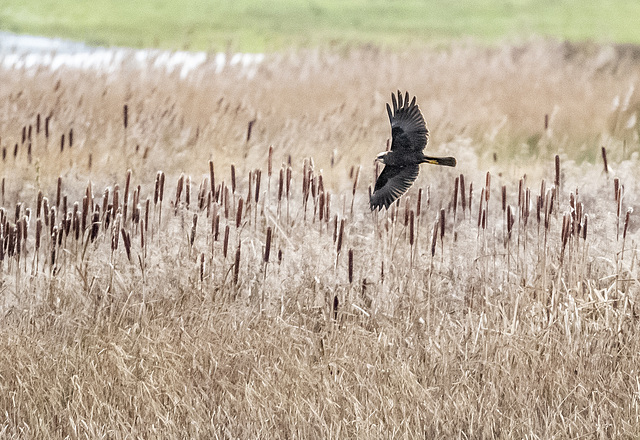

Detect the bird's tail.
[{"left": 422, "top": 155, "right": 457, "bottom": 167}]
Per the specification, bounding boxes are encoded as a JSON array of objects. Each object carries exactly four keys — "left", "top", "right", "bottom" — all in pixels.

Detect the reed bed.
[{"left": 0, "top": 40, "right": 640, "bottom": 438}]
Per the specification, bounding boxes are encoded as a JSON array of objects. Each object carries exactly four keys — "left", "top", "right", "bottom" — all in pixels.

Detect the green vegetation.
[{"left": 2, "top": 0, "right": 640, "bottom": 51}]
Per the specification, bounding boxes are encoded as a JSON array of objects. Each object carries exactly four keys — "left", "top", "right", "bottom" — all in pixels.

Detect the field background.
[
  {"left": 2, "top": 2, "right": 640, "bottom": 439},
  {"left": 3, "top": 0, "right": 640, "bottom": 51}
]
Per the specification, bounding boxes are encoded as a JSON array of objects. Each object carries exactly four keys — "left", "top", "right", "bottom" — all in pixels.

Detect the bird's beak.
[{"left": 374, "top": 151, "right": 387, "bottom": 164}]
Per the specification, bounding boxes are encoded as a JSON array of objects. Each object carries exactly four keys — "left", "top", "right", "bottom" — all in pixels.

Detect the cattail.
[
  {"left": 348, "top": 249, "right": 354, "bottom": 283},
  {"left": 246, "top": 118, "right": 256, "bottom": 143},
  {"left": 254, "top": 169, "right": 261, "bottom": 204},
  {"left": 185, "top": 175, "right": 191, "bottom": 209},
  {"left": 614, "top": 178, "right": 619, "bottom": 202},
  {"left": 22, "top": 126, "right": 26, "bottom": 144},
  {"left": 209, "top": 160, "right": 215, "bottom": 200},
  {"left": 191, "top": 213, "right": 198, "bottom": 246},
  {"left": 453, "top": 177, "right": 459, "bottom": 220},
  {"left": 478, "top": 188, "right": 484, "bottom": 228},
  {"left": 175, "top": 174, "right": 184, "bottom": 210},
  {"left": 36, "top": 113, "right": 41, "bottom": 134},
  {"left": 13, "top": 143, "right": 18, "bottom": 158},
  {"left": 154, "top": 172, "right": 161, "bottom": 205},
  {"left": 536, "top": 195, "right": 541, "bottom": 225},
  {"left": 319, "top": 192, "right": 325, "bottom": 222},
  {"left": 485, "top": 172, "right": 491, "bottom": 202},
  {"left": 159, "top": 171, "right": 165, "bottom": 203},
  {"left": 68, "top": 128, "right": 73, "bottom": 148},
  {"left": 481, "top": 209, "right": 486, "bottom": 230},
  {"left": 223, "top": 225, "right": 230, "bottom": 258},
  {"left": 554, "top": 155, "right": 560, "bottom": 188},
  {"left": 468, "top": 183, "right": 473, "bottom": 213},
  {"left": 501, "top": 185, "right": 506, "bottom": 213},
  {"left": 286, "top": 166, "right": 292, "bottom": 200},
  {"left": 278, "top": 168, "right": 284, "bottom": 202},
  {"left": 268, "top": 145, "right": 273, "bottom": 178},
  {"left": 91, "top": 210, "right": 100, "bottom": 242},
  {"left": 123, "top": 169, "right": 131, "bottom": 223},
  {"left": 45, "top": 115, "right": 50, "bottom": 138},
  {"left": 440, "top": 208, "right": 446, "bottom": 240},
  {"left": 409, "top": 210, "right": 415, "bottom": 246},
  {"left": 623, "top": 209, "right": 631, "bottom": 241},
  {"left": 213, "top": 214, "right": 220, "bottom": 241},
  {"left": 56, "top": 177, "right": 62, "bottom": 208},
  {"left": 332, "top": 295, "right": 339, "bottom": 321},
  {"left": 431, "top": 220, "right": 438, "bottom": 257},
  {"left": 264, "top": 226, "right": 272, "bottom": 263},
  {"left": 224, "top": 185, "right": 230, "bottom": 219},
  {"left": 231, "top": 164, "right": 236, "bottom": 195},
  {"left": 35, "top": 218, "right": 42, "bottom": 251},
  {"left": 236, "top": 198, "right": 244, "bottom": 228},
  {"left": 60, "top": 134, "right": 65, "bottom": 152},
  {"left": 336, "top": 218, "right": 345, "bottom": 255},
  {"left": 417, "top": 188, "right": 423, "bottom": 217},
  {"left": 123, "top": 104, "right": 128, "bottom": 129},
  {"left": 544, "top": 113, "right": 549, "bottom": 130},
  {"left": 121, "top": 228, "right": 131, "bottom": 262},
  {"left": 233, "top": 242, "right": 241, "bottom": 285},
  {"left": 601, "top": 147, "right": 608, "bottom": 174}
]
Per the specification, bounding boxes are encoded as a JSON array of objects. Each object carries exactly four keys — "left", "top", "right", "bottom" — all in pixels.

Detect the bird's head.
[{"left": 374, "top": 151, "right": 388, "bottom": 164}]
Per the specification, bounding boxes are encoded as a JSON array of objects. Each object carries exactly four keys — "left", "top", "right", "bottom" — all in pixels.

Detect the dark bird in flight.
[{"left": 370, "top": 91, "right": 457, "bottom": 210}]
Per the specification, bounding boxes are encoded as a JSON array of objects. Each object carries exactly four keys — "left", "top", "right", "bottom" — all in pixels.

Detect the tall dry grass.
[{"left": 0, "top": 39, "right": 640, "bottom": 438}]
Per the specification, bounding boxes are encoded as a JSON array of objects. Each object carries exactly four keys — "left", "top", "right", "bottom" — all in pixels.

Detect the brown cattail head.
[
  {"left": 35, "top": 218, "right": 42, "bottom": 251},
  {"left": 191, "top": 213, "right": 198, "bottom": 246},
  {"left": 624, "top": 208, "right": 631, "bottom": 240},
  {"left": 440, "top": 208, "right": 446, "bottom": 240},
  {"left": 417, "top": 188, "right": 423, "bottom": 217},
  {"left": 431, "top": 220, "right": 438, "bottom": 257},
  {"left": 278, "top": 168, "right": 284, "bottom": 202},
  {"left": 485, "top": 172, "right": 491, "bottom": 201},
  {"left": 332, "top": 295, "right": 339, "bottom": 321},
  {"left": 236, "top": 198, "right": 244, "bottom": 228},
  {"left": 286, "top": 166, "right": 292, "bottom": 199},
  {"left": 159, "top": 171, "right": 165, "bottom": 202},
  {"left": 614, "top": 178, "right": 619, "bottom": 202},
  {"left": 233, "top": 242, "right": 241, "bottom": 285},
  {"left": 121, "top": 228, "right": 132, "bottom": 262},
  {"left": 209, "top": 160, "right": 215, "bottom": 200},
  {"left": 175, "top": 174, "right": 184, "bottom": 208},
  {"left": 453, "top": 177, "right": 459, "bottom": 219},
  {"left": 56, "top": 177, "right": 62, "bottom": 208},
  {"left": 409, "top": 210, "right": 415, "bottom": 246},
  {"left": 268, "top": 145, "right": 273, "bottom": 177},
  {"left": 231, "top": 164, "right": 236, "bottom": 194},
  {"left": 468, "top": 182, "right": 473, "bottom": 212},
  {"left": 336, "top": 218, "right": 345, "bottom": 255},
  {"left": 554, "top": 155, "right": 560, "bottom": 188},
  {"left": 123, "top": 104, "right": 128, "bottom": 129},
  {"left": 223, "top": 225, "right": 230, "bottom": 258},
  {"left": 348, "top": 249, "right": 354, "bottom": 283},
  {"left": 264, "top": 226, "right": 272, "bottom": 263},
  {"left": 501, "top": 185, "right": 506, "bottom": 212},
  {"left": 185, "top": 175, "right": 191, "bottom": 209},
  {"left": 601, "top": 146, "right": 609, "bottom": 174}
]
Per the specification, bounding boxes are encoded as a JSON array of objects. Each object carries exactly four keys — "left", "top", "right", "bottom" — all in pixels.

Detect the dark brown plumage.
[{"left": 370, "top": 91, "right": 457, "bottom": 210}]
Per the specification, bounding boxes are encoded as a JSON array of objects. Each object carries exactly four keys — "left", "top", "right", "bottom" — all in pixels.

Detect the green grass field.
[{"left": 2, "top": 0, "right": 640, "bottom": 51}]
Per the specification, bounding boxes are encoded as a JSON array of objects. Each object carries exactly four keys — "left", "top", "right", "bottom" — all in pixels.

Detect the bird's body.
[{"left": 370, "top": 91, "right": 457, "bottom": 210}]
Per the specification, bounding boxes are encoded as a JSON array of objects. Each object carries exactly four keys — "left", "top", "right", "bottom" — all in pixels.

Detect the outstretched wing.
[
  {"left": 370, "top": 164, "right": 420, "bottom": 210},
  {"left": 386, "top": 90, "right": 428, "bottom": 153}
]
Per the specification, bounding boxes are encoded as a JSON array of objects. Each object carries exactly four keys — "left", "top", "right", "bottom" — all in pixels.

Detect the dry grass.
[{"left": 1, "top": 39, "right": 640, "bottom": 438}]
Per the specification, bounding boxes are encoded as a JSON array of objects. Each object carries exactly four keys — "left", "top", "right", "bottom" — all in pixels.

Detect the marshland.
[{"left": 2, "top": 16, "right": 640, "bottom": 440}]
